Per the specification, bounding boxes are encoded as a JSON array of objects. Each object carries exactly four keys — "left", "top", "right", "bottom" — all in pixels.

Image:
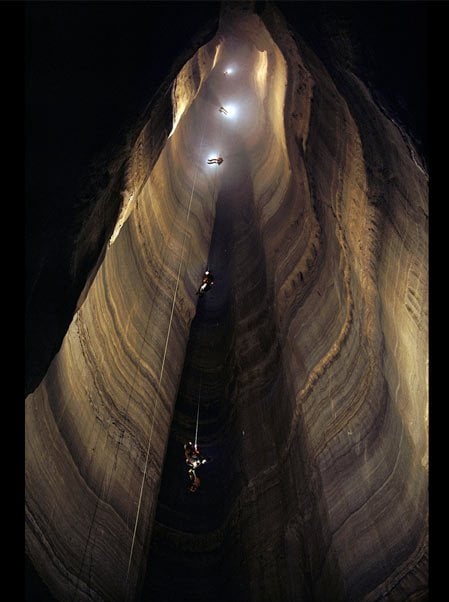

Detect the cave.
[{"left": 25, "top": 2, "right": 428, "bottom": 601}]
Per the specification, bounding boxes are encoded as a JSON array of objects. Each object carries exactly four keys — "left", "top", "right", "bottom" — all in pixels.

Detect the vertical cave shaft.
[{"left": 26, "top": 4, "right": 428, "bottom": 601}]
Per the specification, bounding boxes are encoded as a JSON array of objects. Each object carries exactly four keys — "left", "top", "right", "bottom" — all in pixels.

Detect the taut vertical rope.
[
  {"left": 194, "top": 375, "right": 202, "bottom": 448},
  {"left": 125, "top": 124, "right": 207, "bottom": 588}
]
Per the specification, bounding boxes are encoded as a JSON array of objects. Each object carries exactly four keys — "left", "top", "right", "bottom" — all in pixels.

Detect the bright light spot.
[
  {"left": 205, "top": 151, "right": 223, "bottom": 167},
  {"left": 225, "top": 104, "right": 238, "bottom": 118},
  {"left": 224, "top": 66, "right": 234, "bottom": 75}
]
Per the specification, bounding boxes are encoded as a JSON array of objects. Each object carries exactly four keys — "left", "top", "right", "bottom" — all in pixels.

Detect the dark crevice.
[
  {"left": 141, "top": 148, "right": 271, "bottom": 600},
  {"left": 25, "top": 555, "right": 56, "bottom": 602}
]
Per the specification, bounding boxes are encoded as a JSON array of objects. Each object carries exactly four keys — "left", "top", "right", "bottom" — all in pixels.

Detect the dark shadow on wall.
[
  {"left": 275, "top": 1, "right": 428, "bottom": 165},
  {"left": 25, "top": 555, "right": 56, "bottom": 601},
  {"left": 141, "top": 129, "right": 285, "bottom": 599},
  {"left": 140, "top": 159, "right": 248, "bottom": 602}
]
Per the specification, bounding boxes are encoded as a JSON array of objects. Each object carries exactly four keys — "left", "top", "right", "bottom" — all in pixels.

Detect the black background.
[{"left": 24, "top": 1, "right": 430, "bottom": 600}]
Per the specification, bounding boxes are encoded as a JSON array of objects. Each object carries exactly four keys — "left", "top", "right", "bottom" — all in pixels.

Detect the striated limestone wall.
[
  {"left": 26, "top": 38, "right": 221, "bottom": 601},
  {"left": 26, "top": 3, "right": 428, "bottom": 601}
]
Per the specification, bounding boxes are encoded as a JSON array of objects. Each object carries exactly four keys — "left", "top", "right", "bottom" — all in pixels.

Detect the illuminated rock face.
[{"left": 25, "top": 5, "right": 428, "bottom": 602}]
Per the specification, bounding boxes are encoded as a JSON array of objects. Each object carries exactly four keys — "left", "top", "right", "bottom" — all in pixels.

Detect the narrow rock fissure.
[{"left": 142, "top": 147, "right": 277, "bottom": 600}]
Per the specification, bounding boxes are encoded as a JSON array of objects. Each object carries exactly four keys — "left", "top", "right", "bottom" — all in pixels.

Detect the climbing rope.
[
  {"left": 125, "top": 113, "right": 212, "bottom": 587},
  {"left": 194, "top": 375, "right": 202, "bottom": 448},
  {"left": 71, "top": 61, "right": 229, "bottom": 601}
]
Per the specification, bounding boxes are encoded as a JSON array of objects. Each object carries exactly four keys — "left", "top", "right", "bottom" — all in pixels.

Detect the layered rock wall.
[{"left": 26, "top": 3, "right": 428, "bottom": 601}]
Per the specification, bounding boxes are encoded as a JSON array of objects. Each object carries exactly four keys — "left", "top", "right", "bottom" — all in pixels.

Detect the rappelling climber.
[
  {"left": 219, "top": 106, "right": 229, "bottom": 115},
  {"left": 196, "top": 269, "right": 214, "bottom": 297},
  {"left": 207, "top": 157, "right": 223, "bottom": 165},
  {"left": 184, "top": 441, "right": 208, "bottom": 492}
]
